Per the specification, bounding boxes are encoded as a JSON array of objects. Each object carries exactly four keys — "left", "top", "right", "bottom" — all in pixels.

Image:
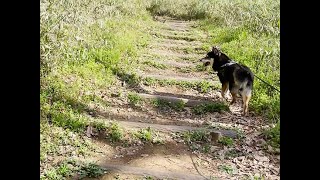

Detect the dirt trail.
[{"left": 89, "top": 16, "right": 280, "bottom": 180}]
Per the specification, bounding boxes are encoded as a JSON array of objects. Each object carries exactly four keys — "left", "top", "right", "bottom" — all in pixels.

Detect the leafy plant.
[
  {"left": 192, "top": 102, "right": 229, "bottom": 115},
  {"left": 107, "top": 122, "right": 124, "bottom": 143},
  {"left": 134, "top": 127, "right": 153, "bottom": 142},
  {"left": 218, "top": 136, "right": 234, "bottom": 147},
  {"left": 263, "top": 121, "right": 280, "bottom": 149},
  {"left": 78, "top": 163, "right": 106, "bottom": 178},
  {"left": 128, "top": 92, "right": 142, "bottom": 106},
  {"left": 218, "top": 164, "right": 234, "bottom": 175}
]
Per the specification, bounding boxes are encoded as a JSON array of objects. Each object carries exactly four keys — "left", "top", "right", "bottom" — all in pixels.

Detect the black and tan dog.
[{"left": 200, "top": 46, "right": 254, "bottom": 116}]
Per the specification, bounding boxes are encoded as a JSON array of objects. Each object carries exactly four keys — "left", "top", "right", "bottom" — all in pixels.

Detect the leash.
[
  {"left": 219, "top": 60, "right": 280, "bottom": 93},
  {"left": 253, "top": 74, "right": 280, "bottom": 93}
]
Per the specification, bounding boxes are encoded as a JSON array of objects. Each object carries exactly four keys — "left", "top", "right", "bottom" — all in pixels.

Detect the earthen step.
[
  {"left": 98, "top": 164, "right": 208, "bottom": 180},
  {"left": 141, "top": 74, "right": 219, "bottom": 83},
  {"left": 151, "top": 42, "right": 200, "bottom": 49},
  {"left": 117, "top": 120, "right": 238, "bottom": 138},
  {"left": 148, "top": 49, "right": 199, "bottom": 59},
  {"left": 156, "top": 38, "right": 203, "bottom": 46},
  {"left": 137, "top": 93, "right": 212, "bottom": 107},
  {"left": 152, "top": 60, "right": 195, "bottom": 68}
]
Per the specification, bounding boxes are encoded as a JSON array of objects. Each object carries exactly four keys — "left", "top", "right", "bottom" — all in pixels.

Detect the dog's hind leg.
[
  {"left": 230, "top": 92, "right": 237, "bottom": 105},
  {"left": 221, "top": 82, "right": 229, "bottom": 100},
  {"left": 242, "top": 94, "right": 251, "bottom": 116}
]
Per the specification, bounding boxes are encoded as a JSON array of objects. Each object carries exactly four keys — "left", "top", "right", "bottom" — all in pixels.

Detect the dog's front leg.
[{"left": 221, "top": 82, "right": 229, "bottom": 100}]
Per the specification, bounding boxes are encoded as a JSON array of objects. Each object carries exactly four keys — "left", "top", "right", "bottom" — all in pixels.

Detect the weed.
[
  {"left": 127, "top": 92, "right": 142, "bottom": 106},
  {"left": 43, "top": 169, "right": 62, "bottom": 180},
  {"left": 182, "top": 130, "right": 209, "bottom": 143},
  {"left": 134, "top": 127, "right": 153, "bottom": 142},
  {"left": 218, "top": 164, "right": 234, "bottom": 175},
  {"left": 142, "top": 60, "right": 167, "bottom": 69},
  {"left": 92, "top": 121, "right": 108, "bottom": 131},
  {"left": 192, "top": 102, "right": 229, "bottom": 115},
  {"left": 56, "top": 163, "right": 73, "bottom": 177},
  {"left": 225, "top": 149, "right": 244, "bottom": 159},
  {"left": 78, "top": 163, "right": 106, "bottom": 178},
  {"left": 143, "top": 77, "right": 158, "bottom": 86},
  {"left": 153, "top": 31, "right": 198, "bottom": 41},
  {"left": 195, "top": 64, "right": 207, "bottom": 72},
  {"left": 143, "top": 77, "right": 218, "bottom": 93},
  {"left": 152, "top": 133, "right": 165, "bottom": 144},
  {"left": 144, "top": 175, "right": 154, "bottom": 180},
  {"left": 152, "top": 99, "right": 186, "bottom": 111},
  {"left": 175, "top": 100, "right": 186, "bottom": 111},
  {"left": 184, "top": 47, "right": 194, "bottom": 54},
  {"left": 195, "top": 81, "right": 213, "bottom": 93},
  {"left": 177, "top": 67, "right": 192, "bottom": 73},
  {"left": 41, "top": 159, "right": 107, "bottom": 179},
  {"left": 107, "top": 122, "right": 123, "bottom": 143},
  {"left": 263, "top": 121, "right": 280, "bottom": 149},
  {"left": 202, "top": 144, "right": 211, "bottom": 153},
  {"left": 218, "top": 136, "right": 234, "bottom": 147},
  {"left": 40, "top": 121, "right": 94, "bottom": 165},
  {"left": 114, "top": 68, "right": 142, "bottom": 87},
  {"left": 253, "top": 174, "right": 266, "bottom": 180}
]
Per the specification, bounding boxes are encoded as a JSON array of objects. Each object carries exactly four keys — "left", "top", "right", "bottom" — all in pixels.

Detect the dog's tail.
[{"left": 239, "top": 73, "right": 254, "bottom": 96}]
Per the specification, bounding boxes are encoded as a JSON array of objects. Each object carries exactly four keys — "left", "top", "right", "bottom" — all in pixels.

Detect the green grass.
[
  {"left": 143, "top": 77, "right": 219, "bottom": 93},
  {"left": 134, "top": 127, "right": 153, "bottom": 142},
  {"left": 218, "top": 164, "right": 234, "bottom": 175},
  {"left": 151, "top": 99, "right": 186, "bottom": 111},
  {"left": 142, "top": 60, "right": 168, "bottom": 69},
  {"left": 218, "top": 136, "right": 234, "bottom": 147},
  {"left": 91, "top": 120, "right": 108, "bottom": 132},
  {"left": 180, "top": 130, "right": 214, "bottom": 152},
  {"left": 263, "top": 121, "right": 280, "bottom": 149},
  {"left": 144, "top": 176, "right": 154, "bottom": 180},
  {"left": 176, "top": 64, "right": 209, "bottom": 73},
  {"left": 78, "top": 162, "right": 106, "bottom": 178},
  {"left": 40, "top": 0, "right": 155, "bottom": 126},
  {"left": 107, "top": 122, "right": 124, "bottom": 143},
  {"left": 40, "top": 121, "right": 95, "bottom": 164},
  {"left": 40, "top": 159, "right": 107, "bottom": 180},
  {"left": 133, "top": 127, "right": 163, "bottom": 144},
  {"left": 195, "top": 64, "right": 208, "bottom": 72},
  {"left": 154, "top": 33, "right": 198, "bottom": 42},
  {"left": 127, "top": 92, "right": 142, "bottom": 106},
  {"left": 182, "top": 130, "right": 210, "bottom": 144},
  {"left": 177, "top": 67, "right": 192, "bottom": 73},
  {"left": 192, "top": 102, "right": 229, "bottom": 115}
]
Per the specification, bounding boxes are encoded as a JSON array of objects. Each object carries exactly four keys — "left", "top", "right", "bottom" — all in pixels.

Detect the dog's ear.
[
  {"left": 212, "top": 46, "right": 220, "bottom": 51},
  {"left": 212, "top": 46, "right": 221, "bottom": 56}
]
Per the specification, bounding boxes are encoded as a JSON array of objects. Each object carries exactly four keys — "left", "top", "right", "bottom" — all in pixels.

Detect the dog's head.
[{"left": 199, "top": 46, "right": 221, "bottom": 66}]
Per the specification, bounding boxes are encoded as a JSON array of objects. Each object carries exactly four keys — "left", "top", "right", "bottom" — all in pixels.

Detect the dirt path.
[{"left": 88, "top": 16, "right": 280, "bottom": 180}]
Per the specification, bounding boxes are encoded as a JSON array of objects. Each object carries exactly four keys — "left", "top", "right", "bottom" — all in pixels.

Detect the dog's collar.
[{"left": 219, "top": 60, "right": 237, "bottom": 68}]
